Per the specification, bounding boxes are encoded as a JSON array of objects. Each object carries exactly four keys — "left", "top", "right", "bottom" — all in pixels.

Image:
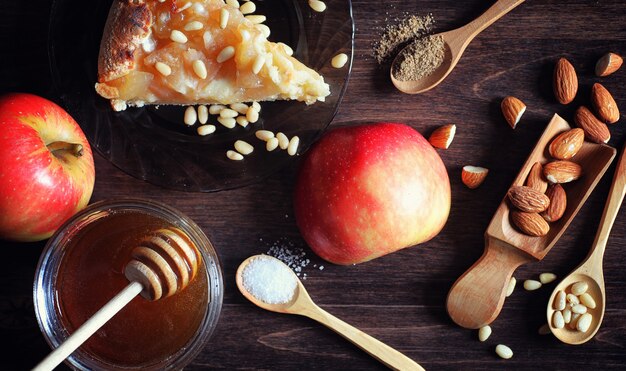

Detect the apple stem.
[{"left": 47, "top": 141, "right": 84, "bottom": 158}]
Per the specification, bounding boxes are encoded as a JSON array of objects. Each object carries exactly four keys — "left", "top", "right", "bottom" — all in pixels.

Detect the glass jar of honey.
[{"left": 34, "top": 199, "right": 223, "bottom": 370}]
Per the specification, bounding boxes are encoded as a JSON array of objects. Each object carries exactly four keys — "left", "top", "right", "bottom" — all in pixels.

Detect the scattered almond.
[
  {"left": 574, "top": 106, "right": 610, "bottom": 143},
  {"left": 525, "top": 162, "right": 548, "bottom": 193},
  {"left": 591, "top": 83, "right": 620, "bottom": 124},
  {"left": 508, "top": 185, "right": 550, "bottom": 213},
  {"left": 510, "top": 210, "right": 550, "bottom": 237},
  {"left": 548, "top": 128, "right": 584, "bottom": 160},
  {"left": 543, "top": 160, "right": 582, "bottom": 184},
  {"left": 501, "top": 96, "right": 526, "bottom": 128},
  {"left": 595, "top": 52, "right": 623, "bottom": 77},
  {"left": 461, "top": 166, "right": 489, "bottom": 189},
  {"left": 541, "top": 184, "right": 567, "bottom": 222},
  {"left": 429, "top": 124, "right": 456, "bottom": 149},
  {"left": 553, "top": 57, "right": 578, "bottom": 104}
]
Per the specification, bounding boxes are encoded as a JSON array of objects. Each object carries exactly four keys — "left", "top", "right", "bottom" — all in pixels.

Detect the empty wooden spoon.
[
  {"left": 236, "top": 254, "right": 424, "bottom": 371},
  {"left": 391, "top": 0, "right": 525, "bottom": 94},
  {"left": 34, "top": 227, "right": 201, "bottom": 371},
  {"left": 447, "top": 114, "right": 616, "bottom": 329},
  {"left": 546, "top": 143, "right": 626, "bottom": 344}
]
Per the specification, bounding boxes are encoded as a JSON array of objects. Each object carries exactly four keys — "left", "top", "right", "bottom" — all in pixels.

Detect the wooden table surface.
[{"left": 2, "top": 0, "right": 626, "bottom": 369}]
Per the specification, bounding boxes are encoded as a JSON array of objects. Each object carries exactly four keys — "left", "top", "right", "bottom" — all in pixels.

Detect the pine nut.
[
  {"left": 276, "top": 132, "right": 289, "bottom": 149},
  {"left": 579, "top": 292, "right": 596, "bottom": 309},
  {"left": 192, "top": 60, "right": 208, "bottom": 79},
  {"left": 505, "top": 277, "right": 516, "bottom": 297},
  {"left": 230, "top": 103, "right": 249, "bottom": 114},
  {"left": 539, "top": 273, "right": 557, "bottom": 284},
  {"left": 240, "top": 1, "right": 255, "bottom": 14},
  {"left": 552, "top": 310, "right": 565, "bottom": 329},
  {"left": 278, "top": 42, "right": 293, "bottom": 56},
  {"left": 287, "top": 136, "right": 300, "bottom": 156},
  {"left": 308, "top": 0, "right": 326, "bottom": 12},
  {"left": 523, "top": 279, "right": 542, "bottom": 291},
  {"left": 170, "top": 29, "right": 188, "bottom": 43},
  {"left": 571, "top": 304, "right": 587, "bottom": 314},
  {"left": 234, "top": 140, "right": 254, "bottom": 155},
  {"left": 576, "top": 313, "right": 592, "bottom": 332},
  {"left": 251, "top": 101, "right": 261, "bottom": 112},
  {"left": 245, "top": 15, "right": 266, "bottom": 24},
  {"left": 331, "top": 53, "right": 348, "bottom": 68},
  {"left": 255, "top": 130, "right": 274, "bottom": 141},
  {"left": 226, "top": 0, "right": 239, "bottom": 8},
  {"left": 218, "top": 117, "right": 236, "bottom": 128},
  {"left": 554, "top": 290, "right": 566, "bottom": 311},
  {"left": 175, "top": 2, "right": 192, "bottom": 12},
  {"left": 538, "top": 323, "right": 551, "bottom": 335},
  {"left": 240, "top": 29, "right": 251, "bottom": 42},
  {"left": 197, "top": 124, "right": 216, "bottom": 136},
  {"left": 256, "top": 24, "right": 271, "bottom": 38},
  {"left": 219, "top": 108, "right": 238, "bottom": 118},
  {"left": 571, "top": 281, "right": 588, "bottom": 296},
  {"left": 184, "top": 21, "right": 204, "bottom": 31},
  {"left": 226, "top": 150, "right": 244, "bottom": 161},
  {"left": 220, "top": 8, "right": 229, "bottom": 29},
  {"left": 155, "top": 61, "right": 172, "bottom": 76},
  {"left": 569, "top": 313, "right": 581, "bottom": 330},
  {"left": 495, "top": 344, "right": 513, "bottom": 360},
  {"left": 217, "top": 46, "right": 236, "bottom": 63},
  {"left": 566, "top": 293, "right": 580, "bottom": 305},
  {"left": 198, "top": 105, "right": 209, "bottom": 124},
  {"left": 563, "top": 307, "right": 572, "bottom": 324},
  {"left": 252, "top": 54, "right": 265, "bottom": 74},
  {"left": 266, "top": 137, "right": 279, "bottom": 151},
  {"left": 209, "top": 104, "right": 226, "bottom": 115},
  {"left": 236, "top": 116, "right": 249, "bottom": 127},
  {"left": 246, "top": 107, "right": 259, "bottom": 123},
  {"left": 184, "top": 106, "right": 197, "bottom": 125},
  {"left": 478, "top": 325, "right": 491, "bottom": 342}
]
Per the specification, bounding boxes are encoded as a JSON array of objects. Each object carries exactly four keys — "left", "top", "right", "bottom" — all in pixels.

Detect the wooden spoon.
[
  {"left": 546, "top": 143, "right": 626, "bottom": 344},
  {"left": 236, "top": 255, "right": 424, "bottom": 371},
  {"left": 446, "top": 114, "right": 616, "bottom": 329},
  {"left": 34, "top": 227, "right": 201, "bottom": 371},
  {"left": 391, "top": 0, "right": 525, "bottom": 94}
]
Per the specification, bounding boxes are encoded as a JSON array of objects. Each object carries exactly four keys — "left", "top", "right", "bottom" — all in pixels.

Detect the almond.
[
  {"left": 508, "top": 185, "right": 551, "bottom": 213},
  {"left": 543, "top": 160, "right": 582, "bottom": 184},
  {"left": 548, "top": 128, "right": 584, "bottom": 160},
  {"left": 591, "top": 83, "right": 619, "bottom": 124},
  {"left": 541, "top": 184, "right": 567, "bottom": 222},
  {"left": 553, "top": 58, "right": 578, "bottom": 104},
  {"left": 595, "top": 52, "right": 623, "bottom": 77},
  {"left": 525, "top": 162, "right": 548, "bottom": 193},
  {"left": 510, "top": 210, "right": 550, "bottom": 237},
  {"left": 461, "top": 166, "right": 488, "bottom": 189},
  {"left": 574, "top": 106, "right": 610, "bottom": 143},
  {"left": 429, "top": 124, "right": 456, "bottom": 149},
  {"left": 501, "top": 96, "right": 526, "bottom": 129}
]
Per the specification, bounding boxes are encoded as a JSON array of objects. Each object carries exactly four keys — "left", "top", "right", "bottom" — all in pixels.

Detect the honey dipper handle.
[
  {"left": 446, "top": 238, "right": 531, "bottom": 329},
  {"left": 33, "top": 281, "right": 143, "bottom": 371},
  {"left": 302, "top": 304, "right": 424, "bottom": 370}
]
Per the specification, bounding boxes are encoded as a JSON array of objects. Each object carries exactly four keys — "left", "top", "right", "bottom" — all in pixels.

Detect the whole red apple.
[
  {"left": 294, "top": 123, "right": 450, "bottom": 264},
  {"left": 0, "top": 93, "right": 95, "bottom": 242}
]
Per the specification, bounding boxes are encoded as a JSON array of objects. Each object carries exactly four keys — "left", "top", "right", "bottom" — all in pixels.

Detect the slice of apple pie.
[{"left": 95, "top": 0, "right": 330, "bottom": 111}]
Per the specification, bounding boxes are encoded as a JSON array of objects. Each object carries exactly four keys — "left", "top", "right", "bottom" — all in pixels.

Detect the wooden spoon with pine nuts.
[
  {"left": 33, "top": 228, "right": 201, "bottom": 371},
  {"left": 547, "top": 143, "right": 626, "bottom": 344}
]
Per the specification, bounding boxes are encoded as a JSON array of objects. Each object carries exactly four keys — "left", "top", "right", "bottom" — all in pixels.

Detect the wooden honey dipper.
[{"left": 34, "top": 227, "right": 201, "bottom": 371}]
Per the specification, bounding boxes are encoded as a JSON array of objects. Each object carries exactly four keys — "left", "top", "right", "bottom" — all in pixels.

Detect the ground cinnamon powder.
[
  {"left": 392, "top": 34, "right": 445, "bottom": 81},
  {"left": 373, "top": 14, "right": 435, "bottom": 64}
]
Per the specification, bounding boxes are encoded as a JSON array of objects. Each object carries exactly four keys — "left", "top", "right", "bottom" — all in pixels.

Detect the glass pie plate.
[{"left": 47, "top": 0, "right": 354, "bottom": 192}]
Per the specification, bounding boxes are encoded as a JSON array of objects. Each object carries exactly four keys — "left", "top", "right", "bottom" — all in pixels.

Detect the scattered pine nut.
[
  {"left": 252, "top": 54, "right": 266, "bottom": 74},
  {"left": 523, "top": 279, "right": 542, "bottom": 291},
  {"left": 226, "top": 0, "right": 239, "bottom": 8},
  {"left": 236, "top": 116, "right": 249, "bottom": 127},
  {"left": 193, "top": 60, "right": 208, "bottom": 79},
  {"left": 197, "top": 124, "right": 216, "bottom": 136},
  {"left": 552, "top": 310, "right": 565, "bottom": 329},
  {"left": 276, "top": 132, "right": 289, "bottom": 149},
  {"left": 554, "top": 290, "right": 566, "bottom": 311},
  {"left": 217, "top": 46, "right": 236, "bottom": 63},
  {"left": 266, "top": 137, "right": 279, "bottom": 151},
  {"left": 569, "top": 313, "right": 581, "bottom": 330},
  {"left": 245, "top": 15, "right": 266, "bottom": 24},
  {"left": 184, "top": 21, "right": 204, "bottom": 31},
  {"left": 170, "top": 29, "right": 188, "bottom": 43},
  {"left": 226, "top": 150, "right": 244, "bottom": 161},
  {"left": 155, "top": 62, "right": 172, "bottom": 76},
  {"left": 219, "top": 108, "right": 239, "bottom": 118},
  {"left": 562, "top": 307, "right": 572, "bottom": 324},
  {"left": 576, "top": 313, "right": 592, "bottom": 332},
  {"left": 287, "top": 136, "right": 300, "bottom": 156},
  {"left": 234, "top": 140, "right": 254, "bottom": 155},
  {"left": 566, "top": 293, "right": 580, "bottom": 305},
  {"left": 246, "top": 107, "right": 260, "bottom": 123},
  {"left": 209, "top": 104, "right": 226, "bottom": 115},
  {"left": 495, "top": 344, "right": 513, "bottom": 360},
  {"left": 331, "top": 53, "right": 349, "bottom": 68},
  {"left": 579, "top": 292, "right": 596, "bottom": 309},
  {"left": 308, "top": 0, "right": 326, "bottom": 12},
  {"left": 230, "top": 103, "right": 249, "bottom": 114},
  {"left": 539, "top": 273, "right": 557, "bottom": 284},
  {"left": 505, "top": 277, "right": 516, "bottom": 297},
  {"left": 538, "top": 323, "right": 551, "bottom": 335},
  {"left": 571, "top": 304, "right": 587, "bottom": 314},
  {"left": 255, "top": 130, "right": 275, "bottom": 141},
  {"left": 184, "top": 106, "right": 197, "bottom": 125},
  {"left": 256, "top": 24, "right": 271, "bottom": 38},
  {"left": 218, "top": 117, "right": 236, "bottom": 128},
  {"left": 198, "top": 105, "right": 209, "bottom": 124},
  {"left": 278, "top": 42, "right": 294, "bottom": 56},
  {"left": 478, "top": 326, "right": 491, "bottom": 342},
  {"left": 220, "top": 8, "right": 229, "bottom": 29},
  {"left": 571, "top": 281, "right": 588, "bottom": 296},
  {"left": 251, "top": 101, "right": 261, "bottom": 112},
  {"left": 240, "top": 1, "right": 255, "bottom": 14}
]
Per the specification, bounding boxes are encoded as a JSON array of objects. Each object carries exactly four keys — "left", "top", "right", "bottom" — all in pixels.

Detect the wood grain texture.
[{"left": 1, "top": 0, "right": 626, "bottom": 369}]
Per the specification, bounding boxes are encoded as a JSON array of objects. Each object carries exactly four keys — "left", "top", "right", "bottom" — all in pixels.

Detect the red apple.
[
  {"left": 0, "top": 93, "right": 95, "bottom": 242},
  {"left": 294, "top": 123, "right": 450, "bottom": 265}
]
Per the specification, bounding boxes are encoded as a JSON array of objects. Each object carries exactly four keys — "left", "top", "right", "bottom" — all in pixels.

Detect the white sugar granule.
[
  {"left": 242, "top": 256, "right": 297, "bottom": 304},
  {"left": 265, "top": 237, "right": 325, "bottom": 280}
]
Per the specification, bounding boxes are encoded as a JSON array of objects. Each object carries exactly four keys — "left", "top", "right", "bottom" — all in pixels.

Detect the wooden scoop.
[
  {"left": 236, "top": 255, "right": 425, "bottom": 371},
  {"left": 446, "top": 114, "right": 616, "bottom": 329},
  {"left": 546, "top": 143, "right": 626, "bottom": 344},
  {"left": 34, "top": 227, "right": 200, "bottom": 371}
]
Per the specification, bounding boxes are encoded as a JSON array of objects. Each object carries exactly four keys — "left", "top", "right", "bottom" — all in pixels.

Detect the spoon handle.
[
  {"left": 302, "top": 304, "right": 424, "bottom": 370},
  {"left": 460, "top": 0, "right": 525, "bottom": 43}
]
